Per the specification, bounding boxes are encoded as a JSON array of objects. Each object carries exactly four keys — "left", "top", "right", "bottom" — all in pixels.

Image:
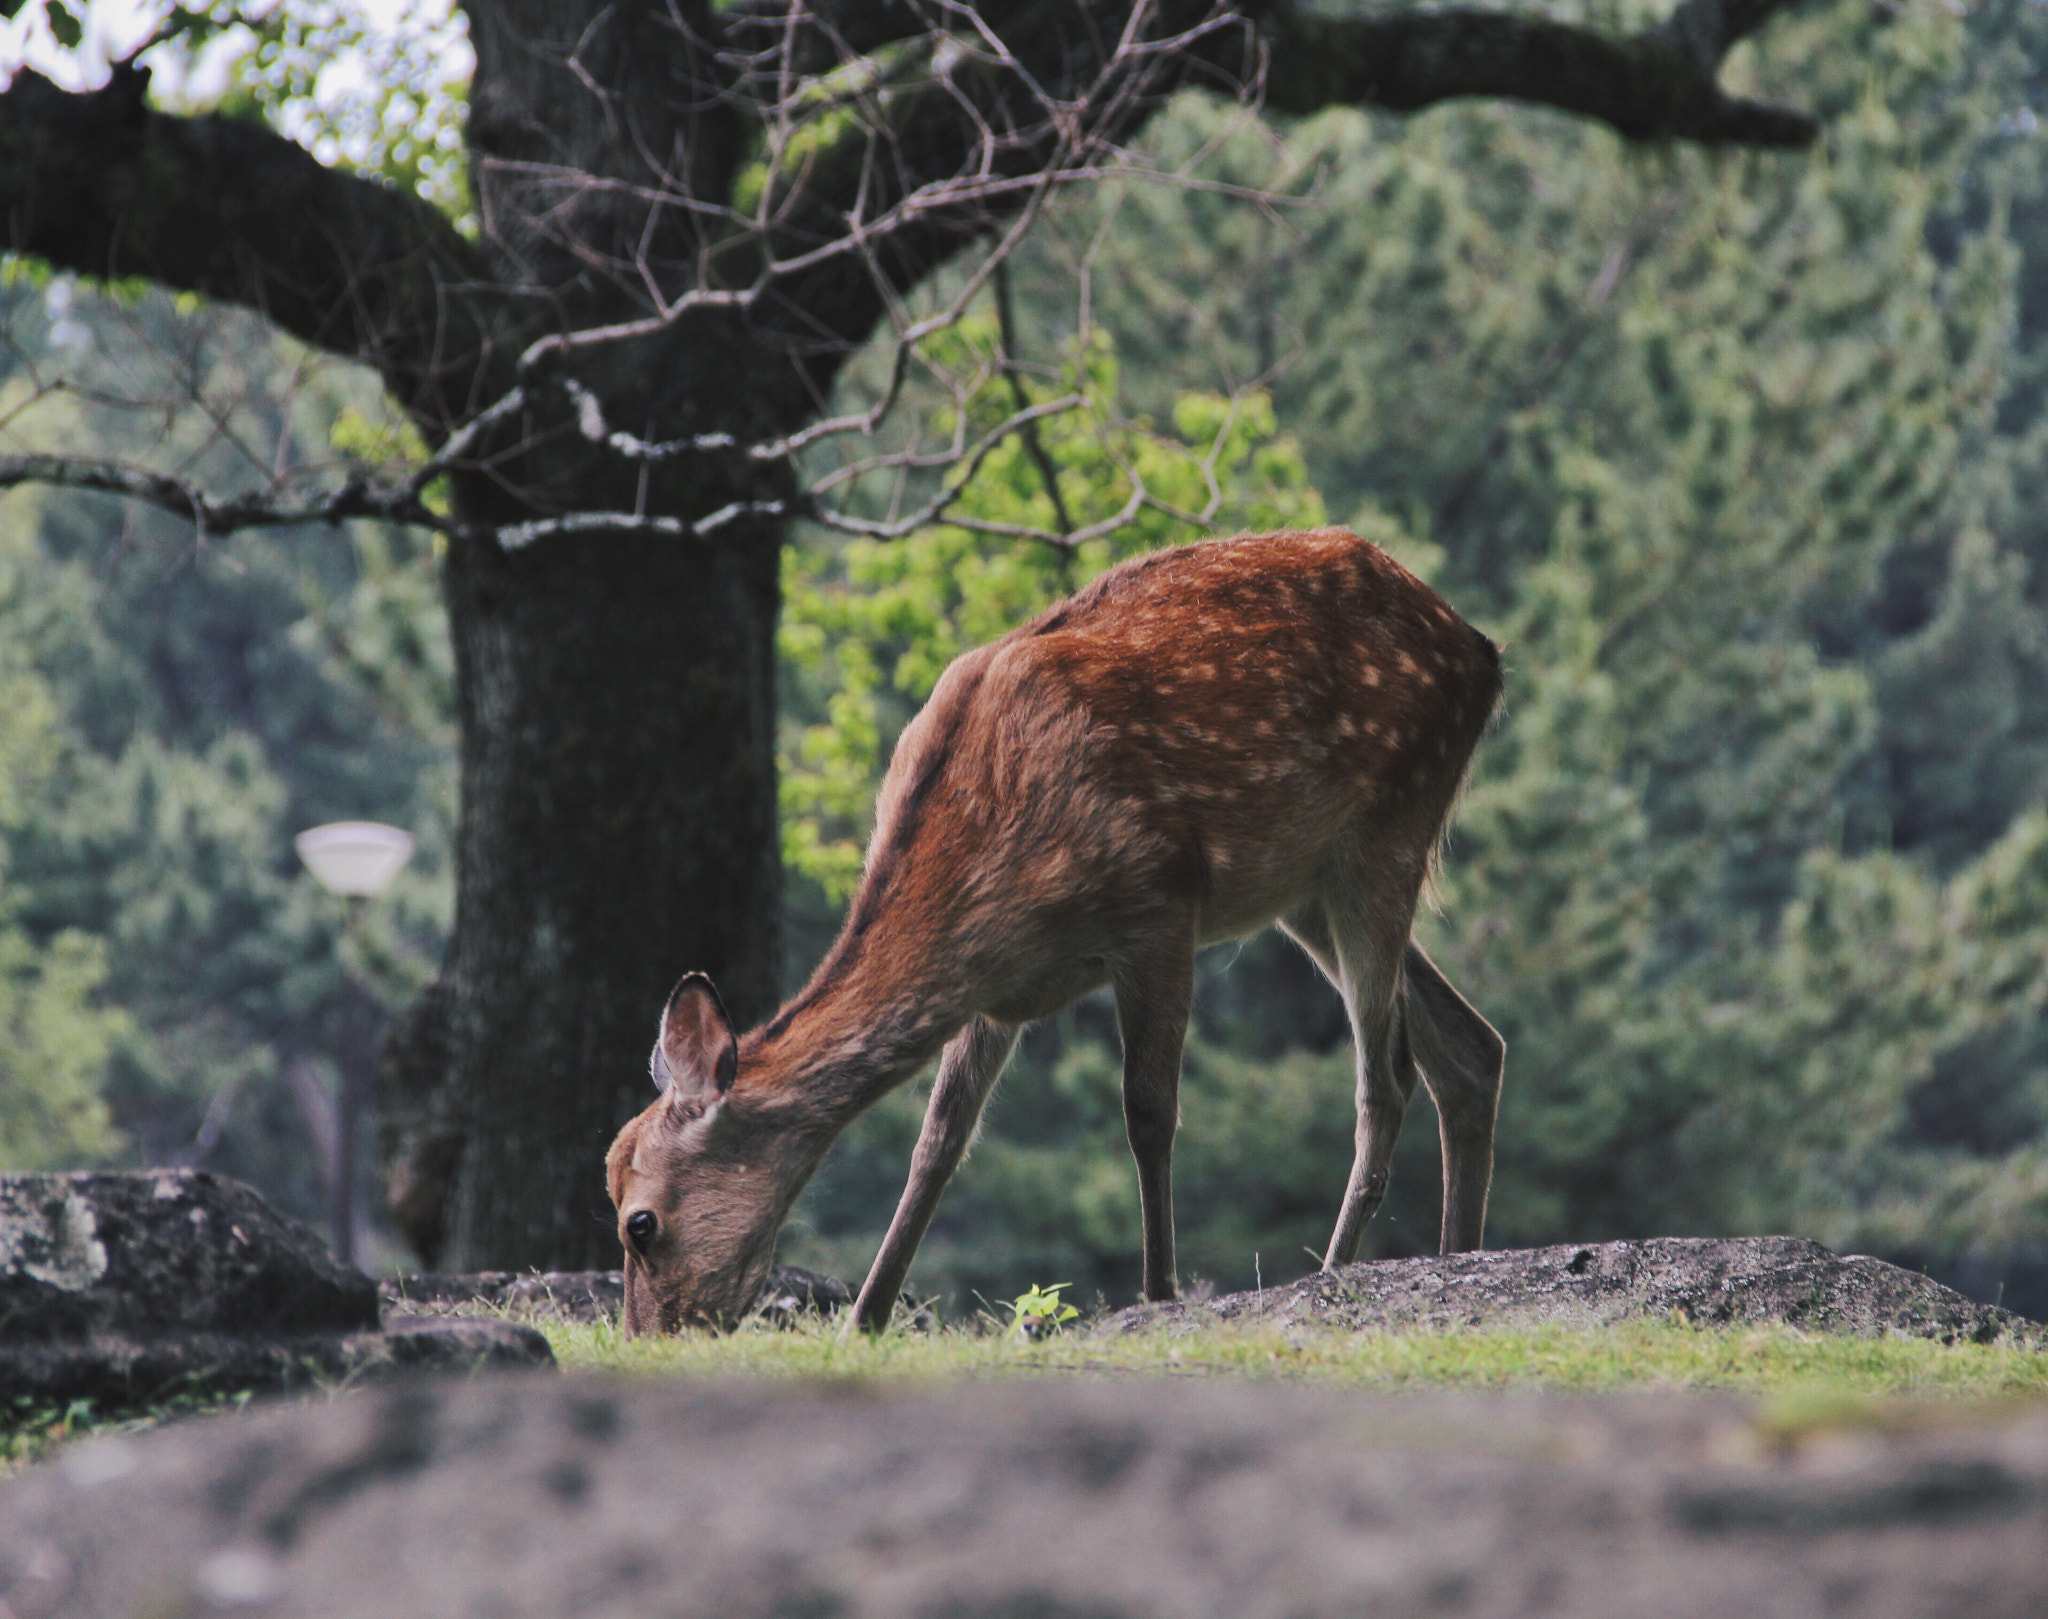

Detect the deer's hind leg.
[
  {"left": 1285, "top": 912, "right": 1504, "bottom": 1259},
  {"left": 1283, "top": 864, "right": 1422, "bottom": 1270},
  {"left": 1403, "top": 942, "right": 1504, "bottom": 1254},
  {"left": 851, "top": 1016, "right": 1020, "bottom": 1334}
]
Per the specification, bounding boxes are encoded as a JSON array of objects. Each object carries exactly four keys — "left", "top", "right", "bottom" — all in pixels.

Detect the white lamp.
[
  {"left": 292, "top": 819, "right": 414, "bottom": 1270},
  {"left": 294, "top": 822, "right": 414, "bottom": 897}
]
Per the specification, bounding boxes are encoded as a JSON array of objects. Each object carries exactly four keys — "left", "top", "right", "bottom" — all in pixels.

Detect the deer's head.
[{"left": 605, "top": 973, "right": 796, "bottom": 1333}]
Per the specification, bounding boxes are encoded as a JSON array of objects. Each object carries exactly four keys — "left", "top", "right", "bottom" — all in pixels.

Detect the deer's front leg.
[
  {"left": 1112, "top": 918, "right": 1197, "bottom": 1304},
  {"left": 850, "top": 1017, "right": 1019, "bottom": 1334}
]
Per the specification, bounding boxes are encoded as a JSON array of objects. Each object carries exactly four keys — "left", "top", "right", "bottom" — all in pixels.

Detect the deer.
[{"left": 607, "top": 526, "right": 1506, "bottom": 1335}]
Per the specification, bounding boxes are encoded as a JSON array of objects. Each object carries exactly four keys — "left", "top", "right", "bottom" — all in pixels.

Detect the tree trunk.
[{"left": 422, "top": 503, "right": 784, "bottom": 1270}]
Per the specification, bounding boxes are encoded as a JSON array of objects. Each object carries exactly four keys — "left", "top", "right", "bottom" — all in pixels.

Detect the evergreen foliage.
[
  {"left": 0, "top": 280, "right": 450, "bottom": 1246},
  {"left": 0, "top": 526, "right": 123, "bottom": 1169}
]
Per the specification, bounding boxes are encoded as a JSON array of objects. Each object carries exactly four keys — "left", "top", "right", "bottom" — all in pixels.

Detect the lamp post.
[{"left": 293, "top": 821, "right": 414, "bottom": 1268}]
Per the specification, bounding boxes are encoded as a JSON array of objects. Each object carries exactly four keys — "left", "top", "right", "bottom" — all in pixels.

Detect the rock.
[
  {"left": 0, "top": 1317, "right": 553, "bottom": 1406},
  {"left": 382, "top": 1270, "right": 625, "bottom": 1322},
  {"left": 1102, "top": 1236, "right": 2047, "bottom": 1344},
  {"left": 5, "top": 1373, "right": 2048, "bottom": 1617},
  {"left": 0, "top": 1171, "right": 375, "bottom": 1340},
  {"left": 0, "top": 1172, "right": 552, "bottom": 1406},
  {"left": 382, "top": 1264, "right": 856, "bottom": 1325},
  {"left": 359, "top": 1318, "right": 556, "bottom": 1378},
  {"left": 749, "top": 1263, "right": 858, "bottom": 1325}
]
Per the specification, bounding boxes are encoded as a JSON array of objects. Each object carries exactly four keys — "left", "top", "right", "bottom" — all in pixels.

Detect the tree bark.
[{"left": 429, "top": 494, "right": 784, "bottom": 1268}]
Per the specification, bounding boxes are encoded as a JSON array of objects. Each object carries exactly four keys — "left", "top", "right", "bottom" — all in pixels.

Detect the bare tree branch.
[
  {"left": 729, "top": 0, "right": 1815, "bottom": 433},
  {"left": 0, "top": 378, "right": 1093, "bottom": 553},
  {"left": 0, "top": 0, "right": 1821, "bottom": 559},
  {"left": 1257, "top": 0, "right": 1818, "bottom": 146},
  {"left": 992, "top": 258, "right": 1079, "bottom": 536},
  {"left": 0, "top": 61, "right": 502, "bottom": 431},
  {"left": 0, "top": 451, "right": 444, "bottom": 540}
]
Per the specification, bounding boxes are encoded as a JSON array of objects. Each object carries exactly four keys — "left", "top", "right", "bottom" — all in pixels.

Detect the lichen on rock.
[{"left": 0, "top": 1179, "right": 107, "bottom": 1293}]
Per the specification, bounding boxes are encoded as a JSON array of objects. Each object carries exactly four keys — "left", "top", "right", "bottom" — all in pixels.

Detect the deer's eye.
[{"left": 625, "top": 1210, "right": 658, "bottom": 1249}]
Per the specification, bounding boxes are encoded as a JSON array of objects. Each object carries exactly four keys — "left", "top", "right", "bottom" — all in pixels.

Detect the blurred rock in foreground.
[{"left": 4, "top": 1374, "right": 2047, "bottom": 1617}]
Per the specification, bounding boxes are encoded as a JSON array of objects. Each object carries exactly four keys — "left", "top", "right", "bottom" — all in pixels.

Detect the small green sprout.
[{"left": 1010, "top": 1282, "right": 1080, "bottom": 1340}]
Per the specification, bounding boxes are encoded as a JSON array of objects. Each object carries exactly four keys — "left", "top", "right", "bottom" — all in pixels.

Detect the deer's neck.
[{"left": 742, "top": 946, "right": 967, "bottom": 1134}]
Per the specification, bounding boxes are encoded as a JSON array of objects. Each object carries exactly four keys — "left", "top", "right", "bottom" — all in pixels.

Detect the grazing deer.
[{"left": 607, "top": 527, "right": 1506, "bottom": 1334}]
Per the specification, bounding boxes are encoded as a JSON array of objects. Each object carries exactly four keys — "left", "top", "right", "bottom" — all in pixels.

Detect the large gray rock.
[
  {"left": 1104, "top": 1236, "right": 2047, "bottom": 1345},
  {"left": 4, "top": 1373, "right": 2048, "bottom": 1617},
  {"left": 0, "top": 1171, "right": 375, "bottom": 1339},
  {"left": 0, "top": 1172, "right": 551, "bottom": 1404}
]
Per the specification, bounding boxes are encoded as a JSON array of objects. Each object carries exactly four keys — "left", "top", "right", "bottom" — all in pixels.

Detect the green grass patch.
[
  {"left": 540, "top": 1313, "right": 2048, "bottom": 1401},
  {"left": 0, "top": 1388, "right": 252, "bottom": 1474}
]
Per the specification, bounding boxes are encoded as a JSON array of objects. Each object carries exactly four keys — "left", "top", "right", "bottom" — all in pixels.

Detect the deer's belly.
[{"left": 979, "top": 956, "right": 1114, "bottom": 1024}]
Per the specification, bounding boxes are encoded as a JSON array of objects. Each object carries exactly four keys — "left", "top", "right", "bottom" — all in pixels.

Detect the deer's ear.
[{"left": 652, "top": 972, "right": 739, "bottom": 1104}]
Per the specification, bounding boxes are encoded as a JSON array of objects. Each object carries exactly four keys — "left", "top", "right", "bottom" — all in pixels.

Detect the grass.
[
  {"left": 0, "top": 1387, "right": 252, "bottom": 1474},
  {"left": 538, "top": 1311, "right": 2048, "bottom": 1401}
]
